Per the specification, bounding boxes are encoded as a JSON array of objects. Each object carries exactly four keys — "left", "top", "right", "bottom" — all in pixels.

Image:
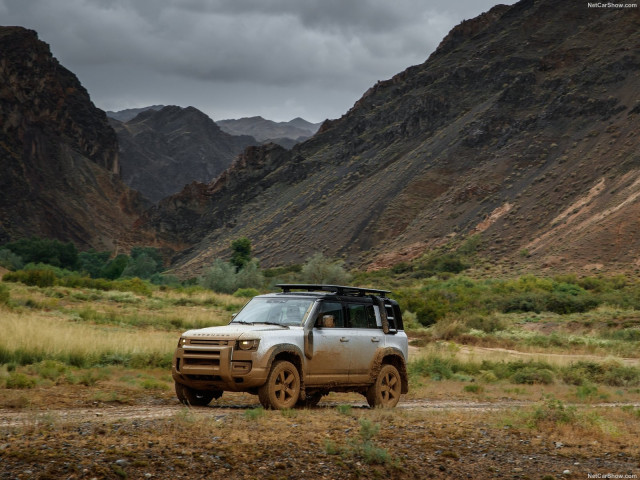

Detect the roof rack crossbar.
[{"left": 276, "top": 284, "right": 389, "bottom": 297}]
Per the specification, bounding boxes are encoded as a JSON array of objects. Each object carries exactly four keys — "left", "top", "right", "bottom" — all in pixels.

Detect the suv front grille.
[{"left": 188, "top": 339, "right": 231, "bottom": 346}]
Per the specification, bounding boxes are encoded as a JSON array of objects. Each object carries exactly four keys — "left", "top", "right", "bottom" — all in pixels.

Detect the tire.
[
  {"left": 296, "top": 392, "right": 323, "bottom": 408},
  {"left": 258, "top": 360, "right": 301, "bottom": 410},
  {"left": 175, "top": 382, "right": 221, "bottom": 406},
  {"left": 366, "top": 364, "right": 402, "bottom": 408}
]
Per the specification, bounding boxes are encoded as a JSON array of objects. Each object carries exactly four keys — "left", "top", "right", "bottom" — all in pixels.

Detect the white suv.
[{"left": 172, "top": 284, "right": 409, "bottom": 409}]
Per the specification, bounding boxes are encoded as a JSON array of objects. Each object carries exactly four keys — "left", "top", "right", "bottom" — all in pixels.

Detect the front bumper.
[{"left": 172, "top": 343, "right": 268, "bottom": 391}]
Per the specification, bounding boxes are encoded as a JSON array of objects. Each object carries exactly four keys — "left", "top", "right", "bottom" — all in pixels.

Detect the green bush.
[
  {"left": 200, "top": 259, "right": 238, "bottom": 293},
  {"left": 511, "top": 367, "right": 555, "bottom": 385},
  {"left": 5, "top": 372, "right": 36, "bottom": 389},
  {"left": 0, "top": 248, "right": 24, "bottom": 270},
  {"left": 298, "top": 253, "right": 351, "bottom": 285},
  {"left": 3, "top": 269, "right": 57, "bottom": 287},
  {"left": 2, "top": 236, "right": 78, "bottom": 269}
]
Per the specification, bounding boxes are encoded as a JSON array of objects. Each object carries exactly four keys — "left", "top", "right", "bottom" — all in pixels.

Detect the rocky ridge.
[
  {"left": 142, "top": 0, "right": 640, "bottom": 275},
  {"left": 0, "top": 27, "right": 152, "bottom": 250}
]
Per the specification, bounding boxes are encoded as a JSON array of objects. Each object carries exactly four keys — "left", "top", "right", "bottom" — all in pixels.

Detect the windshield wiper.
[
  {"left": 253, "top": 322, "right": 289, "bottom": 327},
  {"left": 231, "top": 320, "right": 253, "bottom": 325}
]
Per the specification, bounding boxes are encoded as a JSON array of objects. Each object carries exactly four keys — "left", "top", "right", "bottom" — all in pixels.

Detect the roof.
[{"left": 276, "top": 284, "right": 390, "bottom": 297}]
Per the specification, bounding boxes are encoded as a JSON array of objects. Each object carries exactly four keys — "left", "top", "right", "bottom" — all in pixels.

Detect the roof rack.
[{"left": 276, "top": 284, "right": 390, "bottom": 297}]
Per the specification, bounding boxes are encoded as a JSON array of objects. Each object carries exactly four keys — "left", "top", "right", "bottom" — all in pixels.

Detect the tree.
[
  {"left": 299, "top": 253, "right": 351, "bottom": 285},
  {"left": 3, "top": 236, "right": 78, "bottom": 269},
  {"left": 77, "top": 250, "right": 110, "bottom": 278},
  {"left": 122, "top": 253, "right": 158, "bottom": 279},
  {"left": 130, "top": 247, "right": 163, "bottom": 272},
  {"left": 100, "top": 254, "right": 130, "bottom": 280},
  {"left": 199, "top": 259, "right": 238, "bottom": 294},
  {"left": 236, "top": 260, "right": 265, "bottom": 289},
  {"left": 230, "top": 237, "right": 252, "bottom": 272}
]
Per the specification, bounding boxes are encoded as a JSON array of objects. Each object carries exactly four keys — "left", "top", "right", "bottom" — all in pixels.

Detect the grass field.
[{"left": 1, "top": 278, "right": 640, "bottom": 478}]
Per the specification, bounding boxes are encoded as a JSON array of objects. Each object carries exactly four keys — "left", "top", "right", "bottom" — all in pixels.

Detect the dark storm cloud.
[{"left": 0, "top": 0, "right": 513, "bottom": 122}]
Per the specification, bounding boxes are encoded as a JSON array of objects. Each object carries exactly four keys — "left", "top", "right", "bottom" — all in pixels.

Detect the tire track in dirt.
[{"left": 2, "top": 399, "right": 638, "bottom": 429}]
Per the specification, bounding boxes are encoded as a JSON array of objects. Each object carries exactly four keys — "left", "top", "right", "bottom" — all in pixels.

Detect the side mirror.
[{"left": 319, "top": 315, "right": 335, "bottom": 328}]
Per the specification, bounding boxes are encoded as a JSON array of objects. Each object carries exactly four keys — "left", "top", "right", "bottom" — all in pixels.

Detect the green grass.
[{"left": 408, "top": 355, "right": 640, "bottom": 388}]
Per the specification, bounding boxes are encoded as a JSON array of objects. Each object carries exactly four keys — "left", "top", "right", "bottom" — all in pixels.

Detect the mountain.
[
  {"left": 217, "top": 116, "right": 321, "bottom": 147},
  {"left": 142, "top": 0, "right": 640, "bottom": 276},
  {"left": 0, "top": 27, "right": 152, "bottom": 251},
  {"left": 106, "top": 105, "right": 165, "bottom": 123},
  {"left": 111, "top": 106, "right": 257, "bottom": 203}
]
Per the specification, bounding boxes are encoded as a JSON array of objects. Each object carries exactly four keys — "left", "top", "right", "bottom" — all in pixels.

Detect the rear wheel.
[
  {"left": 366, "top": 364, "right": 401, "bottom": 408},
  {"left": 175, "top": 382, "right": 222, "bottom": 406},
  {"left": 258, "top": 360, "right": 300, "bottom": 409}
]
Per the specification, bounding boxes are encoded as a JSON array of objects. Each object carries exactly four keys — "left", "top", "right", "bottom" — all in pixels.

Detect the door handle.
[
  {"left": 340, "top": 337, "right": 350, "bottom": 342},
  {"left": 371, "top": 337, "right": 380, "bottom": 343}
]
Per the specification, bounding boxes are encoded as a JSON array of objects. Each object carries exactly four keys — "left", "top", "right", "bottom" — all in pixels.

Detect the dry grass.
[{"left": 0, "top": 308, "right": 176, "bottom": 360}]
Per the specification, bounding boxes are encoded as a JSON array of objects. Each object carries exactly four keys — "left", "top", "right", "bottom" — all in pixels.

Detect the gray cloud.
[{"left": 1, "top": 0, "right": 514, "bottom": 122}]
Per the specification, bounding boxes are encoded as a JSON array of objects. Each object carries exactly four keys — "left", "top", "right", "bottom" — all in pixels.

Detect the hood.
[{"left": 182, "top": 323, "right": 289, "bottom": 338}]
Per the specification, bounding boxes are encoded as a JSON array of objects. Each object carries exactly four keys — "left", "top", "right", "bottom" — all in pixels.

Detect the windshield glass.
[{"left": 231, "top": 297, "right": 315, "bottom": 327}]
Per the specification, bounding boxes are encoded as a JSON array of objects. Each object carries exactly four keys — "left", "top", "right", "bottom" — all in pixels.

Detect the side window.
[
  {"left": 315, "top": 302, "right": 344, "bottom": 328},
  {"left": 347, "top": 304, "right": 378, "bottom": 329}
]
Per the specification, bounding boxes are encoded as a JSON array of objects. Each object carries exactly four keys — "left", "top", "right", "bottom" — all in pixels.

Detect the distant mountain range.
[
  {"left": 106, "top": 107, "right": 320, "bottom": 150},
  {"left": 110, "top": 106, "right": 256, "bottom": 203},
  {"left": 2, "top": 0, "right": 640, "bottom": 277},
  {"left": 217, "top": 116, "right": 321, "bottom": 148}
]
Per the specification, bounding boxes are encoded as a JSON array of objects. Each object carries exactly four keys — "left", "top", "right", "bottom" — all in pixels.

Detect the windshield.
[{"left": 231, "top": 297, "right": 315, "bottom": 327}]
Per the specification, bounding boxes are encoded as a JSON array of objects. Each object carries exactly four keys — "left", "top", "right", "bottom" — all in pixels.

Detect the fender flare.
[{"left": 368, "top": 347, "right": 409, "bottom": 394}]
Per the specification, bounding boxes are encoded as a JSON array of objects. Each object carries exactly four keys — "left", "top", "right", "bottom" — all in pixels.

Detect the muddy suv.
[{"left": 172, "top": 284, "right": 409, "bottom": 409}]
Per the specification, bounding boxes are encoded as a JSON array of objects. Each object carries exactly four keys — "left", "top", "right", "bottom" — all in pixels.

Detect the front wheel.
[
  {"left": 258, "top": 360, "right": 300, "bottom": 409},
  {"left": 366, "top": 364, "right": 402, "bottom": 408},
  {"left": 175, "top": 382, "right": 222, "bottom": 406}
]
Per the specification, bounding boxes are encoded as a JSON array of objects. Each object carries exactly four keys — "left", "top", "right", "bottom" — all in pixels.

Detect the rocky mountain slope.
[
  {"left": 111, "top": 106, "right": 257, "bottom": 203},
  {"left": 217, "top": 116, "right": 321, "bottom": 148},
  {"left": 0, "top": 27, "right": 152, "bottom": 251},
  {"left": 142, "top": 0, "right": 640, "bottom": 276}
]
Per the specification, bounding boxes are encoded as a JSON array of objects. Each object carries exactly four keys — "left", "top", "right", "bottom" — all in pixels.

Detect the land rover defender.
[{"left": 172, "top": 284, "right": 409, "bottom": 409}]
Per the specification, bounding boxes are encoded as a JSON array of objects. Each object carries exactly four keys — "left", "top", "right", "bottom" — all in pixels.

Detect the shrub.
[
  {"left": 465, "top": 314, "right": 505, "bottom": 333},
  {"left": 200, "top": 259, "right": 238, "bottom": 294},
  {"left": 3, "top": 269, "right": 57, "bottom": 287},
  {"left": 233, "top": 288, "right": 260, "bottom": 298},
  {"left": 298, "top": 253, "right": 351, "bottom": 285},
  {"left": 530, "top": 397, "right": 577, "bottom": 427},
  {"left": 409, "top": 356, "right": 456, "bottom": 381},
  {"left": 2, "top": 236, "right": 78, "bottom": 269},
  {"left": 463, "top": 384, "right": 483, "bottom": 393},
  {"left": 236, "top": 261, "right": 265, "bottom": 289},
  {"left": 511, "top": 367, "right": 555, "bottom": 385},
  {"left": 0, "top": 248, "right": 24, "bottom": 270},
  {"left": 5, "top": 372, "right": 36, "bottom": 389}
]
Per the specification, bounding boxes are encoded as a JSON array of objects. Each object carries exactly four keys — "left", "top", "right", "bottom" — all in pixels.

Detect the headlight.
[
  {"left": 177, "top": 337, "right": 186, "bottom": 348},
  {"left": 237, "top": 339, "right": 259, "bottom": 351}
]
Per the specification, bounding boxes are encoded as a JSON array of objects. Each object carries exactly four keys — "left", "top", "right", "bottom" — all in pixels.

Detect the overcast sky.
[{"left": 1, "top": 0, "right": 515, "bottom": 123}]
